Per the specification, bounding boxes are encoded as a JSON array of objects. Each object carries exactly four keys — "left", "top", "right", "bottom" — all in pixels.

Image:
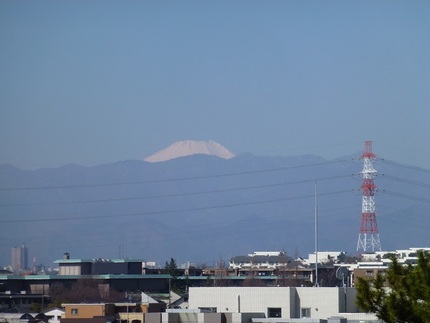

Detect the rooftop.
[{"left": 54, "top": 258, "right": 144, "bottom": 264}]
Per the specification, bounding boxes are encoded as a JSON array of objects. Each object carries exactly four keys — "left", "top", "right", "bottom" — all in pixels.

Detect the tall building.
[
  {"left": 11, "top": 246, "right": 21, "bottom": 271},
  {"left": 11, "top": 243, "right": 28, "bottom": 272},
  {"left": 22, "top": 243, "right": 28, "bottom": 270}
]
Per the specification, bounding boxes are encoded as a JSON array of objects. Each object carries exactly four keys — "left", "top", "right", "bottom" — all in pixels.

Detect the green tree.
[
  {"left": 164, "top": 258, "right": 185, "bottom": 294},
  {"left": 164, "top": 257, "right": 178, "bottom": 277},
  {"left": 356, "top": 250, "right": 430, "bottom": 323}
]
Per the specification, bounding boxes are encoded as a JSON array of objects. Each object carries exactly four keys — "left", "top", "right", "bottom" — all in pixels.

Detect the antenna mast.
[{"left": 356, "top": 140, "right": 381, "bottom": 254}]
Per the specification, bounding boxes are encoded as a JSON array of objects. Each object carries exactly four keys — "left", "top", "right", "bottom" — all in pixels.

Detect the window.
[
  {"left": 301, "top": 308, "right": 311, "bottom": 318},
  {"left": 71, "top": 309, "right": 78, "bottom": 315},
  {"left": 198, "top": 307, "right": 217, "bottom": 313},
  {"left": 268, "top": 307, "right": 281, "bottom": 318}
]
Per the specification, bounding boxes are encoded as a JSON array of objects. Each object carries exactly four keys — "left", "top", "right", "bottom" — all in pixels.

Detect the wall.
[
  {"left": 162, "top": 312, "right": 179, "bottom": 323},
  {"left": 63, "top": 304, "right": 115, "bottom": 319},
  {"left": 59, "top": 263, "right": 92, "bottom": 276},
  {"left": 189, "top": 287, "right": 369, "bottom": 320},
  {"left": 226, "top": 312, "right": 265, "bottom": 323},
  {"left": 29, "top": 283, "right": 50, "bottom": 294},
  {"left": 61, "top": 318, "right": 107, "bottom": 323},
  {"left": 201, "top": 313, "right": 226, "bottom": 323},
  {"left": 117, "top": 312, "right": 144, "bottom": 322},
  {"left": 294, "top": 288, "right": 340, "bottom": 319},
  {"left": 160, "top": 312, "right": 228, "bottom": 323},
  {"left": 344, "top": 288, "right": 360, "bottom": 313},
  {"left": 189, "top": 287, "right": 294, "bottom": 318},
  {"left": 146, "top": 312, "right": 162, "bottom": 323}
]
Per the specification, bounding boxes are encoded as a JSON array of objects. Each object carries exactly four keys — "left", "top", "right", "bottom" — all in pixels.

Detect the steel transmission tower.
[{"left": 356, "top": 141, "right": 381, "bottom": 254}]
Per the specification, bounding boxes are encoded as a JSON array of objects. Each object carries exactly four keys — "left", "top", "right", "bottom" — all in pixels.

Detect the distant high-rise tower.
[
  {"left": 11, "top": 243, "right": 28, "bottom": 272},
  {"left": 356, "top": 141, "right": 381, "bottom": 254},
  {"left": 21, "top": 243, "right": 28, "bottom": 270},
  {"left": 11, "top": 246, "right": 21, "bottom": 271}
]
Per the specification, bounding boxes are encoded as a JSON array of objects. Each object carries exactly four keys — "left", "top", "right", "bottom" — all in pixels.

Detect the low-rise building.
[
  {"left": 188, "top": 286, "right": 378, "bottom": 321},
  {"left": 61, "top": 301, "right": 166, "bottom": 323},
  {"left": 55, "top": 254, "right": 144, "bottom": 276},
  {"left": 229, "top": 251, "right": 291, "bottom": 271},
  {"left": 42, "top": 307, "right": 65, "bottom": 323},
  {"left": 302, "top": 252, "right": 345, "bottom": 266},
  {"left": 0, "top": 291, "right": 50, "bottom": 313}
]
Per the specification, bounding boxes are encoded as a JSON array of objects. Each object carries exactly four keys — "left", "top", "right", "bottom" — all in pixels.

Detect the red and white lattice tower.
[{"left": 356, "top": 140, "right": 381, "bottom": 254}]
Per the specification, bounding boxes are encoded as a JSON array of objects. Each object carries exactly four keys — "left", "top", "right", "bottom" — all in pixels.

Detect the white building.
[
  {"left": 302, "top": 252, "right": 344, "bottom": 266},
  {"left": 229, "top": 251, "right": 291, "bottom": 270},
  {"left": 360, "top": 247, "right": 430, "bottom": 264},
  {"left": 189, "top": 287, "right": 379, "bottom": 321},
  {"left": 43, "top": 307, "right": 65, "bottom": 323}
]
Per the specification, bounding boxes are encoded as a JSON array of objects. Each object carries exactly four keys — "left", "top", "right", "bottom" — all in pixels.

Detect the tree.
[
  {"left": 214, "top": 257, "right": 231, "bottom": 287},
  {"left": 356, "top": 250, "right": 430, "bottom": 323},
  {"left": 164, "top": 258, "right": 185, "bottom": 294},
  {"left": 164, "top": 258, "right": 178, "bottom": 277},
  {"left": 242, "top": 276, "right": 265, "bottom": 287},
  {"left": 48, "top": 278, "right": 123, "bottom": 306}
]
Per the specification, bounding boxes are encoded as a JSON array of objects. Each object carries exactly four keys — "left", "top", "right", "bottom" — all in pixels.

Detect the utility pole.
[{"left": 314, "top": 181, "right": 319, "bottom": 287}]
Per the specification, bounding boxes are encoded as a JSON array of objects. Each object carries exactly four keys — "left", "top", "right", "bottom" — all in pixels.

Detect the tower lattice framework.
[{"left": 356, "top": 140, "right": 381, "bottom": 254}]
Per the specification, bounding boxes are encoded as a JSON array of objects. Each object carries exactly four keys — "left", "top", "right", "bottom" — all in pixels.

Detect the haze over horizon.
[{"left": 1, "top": 1, "right": 429, "bottom": 170}]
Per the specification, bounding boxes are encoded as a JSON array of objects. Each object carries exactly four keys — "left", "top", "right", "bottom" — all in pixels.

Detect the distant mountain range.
[{"left": 0, "top": 142, "right": 429, "bottom": 268}]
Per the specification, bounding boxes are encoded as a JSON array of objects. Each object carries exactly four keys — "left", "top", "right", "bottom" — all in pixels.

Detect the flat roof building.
[
  {"left": 54, "top": 256, "right": 144, "bottom": 276},
  {"left": 189, "top": 286, "right": 378, "bottom": 321}
]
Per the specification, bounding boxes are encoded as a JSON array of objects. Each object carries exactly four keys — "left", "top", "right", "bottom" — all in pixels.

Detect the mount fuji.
[
  {"left": 144, "top": 140, "right": 236, "bottom": 163},
  {"left": 0, "top": 143, "right": 428, "bottom": 267}
]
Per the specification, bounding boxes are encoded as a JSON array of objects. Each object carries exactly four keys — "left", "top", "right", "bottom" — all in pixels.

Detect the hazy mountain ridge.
[{"left": 0, "top": 153, "right": 429, "bottom": 267}]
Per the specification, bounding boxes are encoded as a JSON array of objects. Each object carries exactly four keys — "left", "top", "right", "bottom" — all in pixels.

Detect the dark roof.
[
  {"left": 54, "top": 258, "right": 144, "bottom": 264},
  {"left": 0, "top": 274, "right": 172, "bottom": 280},
  {"left": 35, "top": 313, "right": 49, "bottom": 322},
  {"left": 20, "top": 313, "right": 34, "bottom": 320}
]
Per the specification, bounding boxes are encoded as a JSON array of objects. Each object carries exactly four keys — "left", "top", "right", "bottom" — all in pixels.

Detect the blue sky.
[{"left": 1, "top": 1, "right": 429, "bottom": 169}]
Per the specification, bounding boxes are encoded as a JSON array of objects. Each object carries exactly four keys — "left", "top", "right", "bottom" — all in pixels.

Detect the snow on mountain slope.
[{"left": 144, "top": 140, "right": 236, "bottom": 162}]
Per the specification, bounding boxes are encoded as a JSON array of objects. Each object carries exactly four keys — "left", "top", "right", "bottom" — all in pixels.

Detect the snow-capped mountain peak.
[{"left": 144, "top": 140, "right": 235, "bottom": 163}]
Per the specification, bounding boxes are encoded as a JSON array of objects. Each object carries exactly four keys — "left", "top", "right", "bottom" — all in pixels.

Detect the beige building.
[
  {"left": 62, "top": 302, "right": 166, "bottom": 323},
  {"left": 63, "top": 303, "right": 116, "bottom": 319}
]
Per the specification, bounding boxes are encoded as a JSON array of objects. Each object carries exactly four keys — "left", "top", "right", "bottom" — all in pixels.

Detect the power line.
[
  {"left": 0, "top": 189, "right": 352, "bottom": 223},
  {"left": 0, "top": 159, "right": 350, "bottom": 191},
  {"left": 380, "top": 174, "right": 430, "bottom": 189},
  {"left": 1, "top": 204, "right": 356, "bottom": 256},
  {"left": 0, "top": 206, "right": 351, "bottom": 265},
  {"left": 381, "top": 159, "right": 430, "bottom": 174},
  {"left": 0, "top": 174, "right": 353, "bottom": 207},
  {"left": 382, "top": 190, "right": 430, "bottom": 204}
]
